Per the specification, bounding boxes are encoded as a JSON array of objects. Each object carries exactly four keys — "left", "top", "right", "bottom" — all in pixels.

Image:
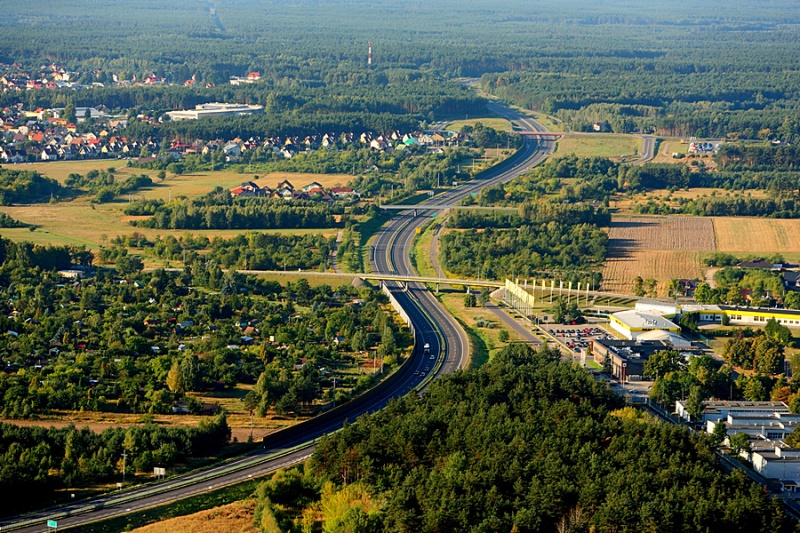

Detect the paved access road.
[{"left": 0, "top": 101, "right": 554, "bottom": 533}]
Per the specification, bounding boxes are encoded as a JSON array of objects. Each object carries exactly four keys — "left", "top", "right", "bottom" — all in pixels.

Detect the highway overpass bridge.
[
  {"left": 237, "top": 269, "right": 641, "bottom": 303},
  {"left": 377, "top": 204, "right": 517, "bottom": 211}
]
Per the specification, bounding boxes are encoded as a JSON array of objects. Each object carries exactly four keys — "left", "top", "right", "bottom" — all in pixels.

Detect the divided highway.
[{"left": 0, "top": 102, "right": 554, "bottom": 533}]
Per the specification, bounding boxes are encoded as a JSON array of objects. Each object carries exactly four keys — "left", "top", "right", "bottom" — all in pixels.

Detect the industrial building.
[
  {"left": 608, "top": 309, "right": 681, "bottom": 340},
  {"left": 166, "top": 103, "right": 264, "bottom": 121},
  {"left": 591, "top": 338, "right": 672, "bottom": 381}
]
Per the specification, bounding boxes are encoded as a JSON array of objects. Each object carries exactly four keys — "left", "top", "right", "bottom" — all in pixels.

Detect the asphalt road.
[{"left": 0, "top": 101, "right": 554, "bottom": 533}]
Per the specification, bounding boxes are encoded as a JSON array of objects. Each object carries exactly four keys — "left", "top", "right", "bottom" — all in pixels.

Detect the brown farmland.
[{"left": 602, "top": 216, "right": 716, "bottom": 295}]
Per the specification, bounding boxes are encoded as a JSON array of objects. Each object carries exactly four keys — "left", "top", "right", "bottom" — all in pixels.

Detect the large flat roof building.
[
  {"left": 609, "top": 310, "right": 681, "bottom": 340},
  {"left": 167, "top": 103, "right": 264, "bottom": 121}
]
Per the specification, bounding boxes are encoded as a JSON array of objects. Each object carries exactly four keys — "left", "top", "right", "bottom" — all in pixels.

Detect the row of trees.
[{"left": 131, "top": 190, "right": 338, "bottom": 230}]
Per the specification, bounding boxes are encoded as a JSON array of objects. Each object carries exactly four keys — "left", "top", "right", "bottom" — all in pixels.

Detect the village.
[{"left": 0, "top": 100, "right": 471, "bottom": 166}]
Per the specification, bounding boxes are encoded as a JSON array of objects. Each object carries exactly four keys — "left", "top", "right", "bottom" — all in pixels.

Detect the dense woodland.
[
  {"left": 441, "top": 201, "right": 608, "bottom": 285},
  {"left": 4, "top": 0, "right": 800, "bottom": 141},
  {"left": 248, "top": 344, "right": 794, "bottom": 533},
  {"left": 0, "top": 168, "right": 68, "bottom": 205}
]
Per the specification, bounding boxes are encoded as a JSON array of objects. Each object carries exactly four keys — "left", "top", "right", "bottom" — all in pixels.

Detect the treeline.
[
  {"left": 131, "top": 190, "right": 338, "bottom": 230},
  {"left": 0, "top": 168, "right": 68, "bottom": 205},
  {"left": 262, "top": 344, "right": 794, "bottom": 533},
  {"left": 112, "top": 231, "right": 335, "bottom": 272},
  {"left": 715, "top": 143, "right": 800, "bottom": 171},
  {"left": 0, "top": 414, "right": 230, "bottom": 516}
]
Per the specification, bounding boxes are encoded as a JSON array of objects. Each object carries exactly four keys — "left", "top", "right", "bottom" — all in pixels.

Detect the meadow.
[
  {"left": 553, "top": 134, "right": 642, "bottom": 160},
  {"left": 0, "top": 167, "right": 352, "bottom": 250}
]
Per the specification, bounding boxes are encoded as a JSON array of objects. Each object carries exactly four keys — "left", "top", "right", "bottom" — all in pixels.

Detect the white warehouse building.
[
  {"left": 608, "top": 310, "right": 681, "bottom": 340},
  {"left": 167, "top": 102, "right": 264, "bottom": 121}
]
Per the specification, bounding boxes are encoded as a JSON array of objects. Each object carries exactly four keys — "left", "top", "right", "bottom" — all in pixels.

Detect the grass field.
[
  {"left": 714, "top": 217, "right": 800, "bottom": 254},
  {"left": 445, "top": 118, "right": 512, "bottom": 132},
  {"left": 0, "top": 200, "right": 337, "bottom": 250},
  {"left": 129, "top": 500, "right": 259, "bottom": 533},
  {"left": 651, "top": 139, "right": 689, "bottom": 163},
  {"left": 554, "top": 134, "right": 642, "bottom": 159},
  {"left": 602, "top": 216, "right": 715, "bottom": 295},
  {"left": 19, "top": 160, "right": 353, "bottom": 195},
  {"left": 0, "top": 164, "right": 351, "bottom": 251},
  {"left": 137, "top": 171, "right": 353, "bottom": 202}
]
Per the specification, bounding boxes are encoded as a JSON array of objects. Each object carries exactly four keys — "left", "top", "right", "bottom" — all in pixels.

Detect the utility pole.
[{"left": 122, "top": 451, "right": 128, "bottom": 483}]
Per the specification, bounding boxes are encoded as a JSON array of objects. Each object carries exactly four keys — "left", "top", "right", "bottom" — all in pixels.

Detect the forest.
[
  {"left": 439, "top": 195, "right": 608, "bottom": 285},
  {"left": 247, "top": 344, "right": 793, "bottom": 533},
  {"left": 4, "top": 0, "right": 800, "bottom": 141}
]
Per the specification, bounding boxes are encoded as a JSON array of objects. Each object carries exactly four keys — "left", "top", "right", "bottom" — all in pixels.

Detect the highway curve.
[
  {"left": 0, "top": 102, "right": 553, "bottom": 533},
  {"left": 371, "top": 100, "right": 555, "bottom": 377}
]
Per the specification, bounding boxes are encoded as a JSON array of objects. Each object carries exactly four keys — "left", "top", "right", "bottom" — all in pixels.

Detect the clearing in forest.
[{"left": 602, "top": 216, "right": 715, "bottom": 295}]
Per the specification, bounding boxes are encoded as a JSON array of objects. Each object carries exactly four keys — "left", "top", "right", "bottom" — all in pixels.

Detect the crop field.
[
  {"left": 714, "top": 217, "right": 800, "bottom": 255},
  {"left": 602, "top": 216, "right": 715, "bottom": 295},
  {"left": 602, "top": 250, "right": 707, "bottom": 295},
  {"left": 606, "top": 216, "right": 717, "bottom": 251},
  {"left": 554, "top": 134, "right": 642, "bottom": 159}
]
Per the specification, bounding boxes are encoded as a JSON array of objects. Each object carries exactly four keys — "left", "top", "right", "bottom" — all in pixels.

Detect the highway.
[
  {"left": 0, "top": 101, "right": 554, "bottom": 533},
  {"left": 370, "top": 99, "right": 556, "bottom": 379}
]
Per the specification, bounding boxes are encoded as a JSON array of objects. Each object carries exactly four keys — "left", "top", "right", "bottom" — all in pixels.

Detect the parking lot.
[{"left": 545, "top": 324, "right": 614, "bottom": 354}]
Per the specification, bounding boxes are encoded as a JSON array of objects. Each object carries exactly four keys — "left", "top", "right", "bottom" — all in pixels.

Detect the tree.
[
  {"left": 643, "top": 350, "right": 681, "bottom": 379},
  {"left": 743, "top": 376, "right": 768, "bottom": 401},
  {"left": 765, "top": 318, "right": 792, "bottom": 346},
  {"left": 786, "top": 425, "right": 800, "bottom": 447},
  {"left": 477, "top": 287, "right": 490, "bottom": 306},
  {"left": 644, "top": 278, "right": 658, "bottom": 298},
  {"left": 498, "top": 329, "right": 509, "bottom": 342},
  {"left": 710, "top": 420, "right": 728, "bottom": 448},
  {"left": 694, "top": 282, "right": 712, "bottom": 303},
  {"left": 729, "top": 432, "right": 752, "bottom": 459},
  {"left": 464, "top": 293, "right": 476, "bottom": 307},
  {"left": 166, "top": 361, "right": 185, "bottom": 395},
  {"left": 63, "top": 102, "right": 77, "bottom": 124},
  {"left": 685, "top": 385, "right": 705, "bottom": 421},
  {"left": 602, "top": 353, "right": 612, "bottom": 375},
  {"left": 785, "top": 291, "right": 800, "bottom": 310},
  {"left": 633, "top": 276, "right": 645, "bottom": 297}
]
